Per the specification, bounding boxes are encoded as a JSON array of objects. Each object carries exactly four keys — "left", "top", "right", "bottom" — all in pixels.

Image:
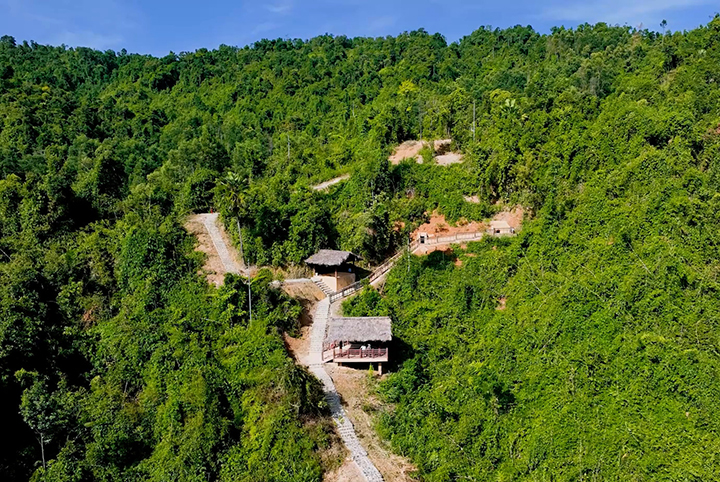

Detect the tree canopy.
[{"left": 2, "top": 17, "right": 720, "bottom": 480}]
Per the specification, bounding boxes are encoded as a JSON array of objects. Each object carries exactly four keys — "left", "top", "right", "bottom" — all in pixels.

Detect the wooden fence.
[{"left": 425, "top": 231, "right": 485, "bottom": 245}]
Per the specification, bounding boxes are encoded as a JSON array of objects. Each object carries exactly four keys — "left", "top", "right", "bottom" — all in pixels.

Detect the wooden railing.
[
  {"left": 430, "top": 231, "right": 485, "bottom": 244},
  {"left": 329, "top": 240, "right": 419, "bottom": 302},
  {"left": 329, "top": 231, "right": 485, "bottom": 303},
  {"left": 325, "top": 347, "right": 388, "bottom": 360}
]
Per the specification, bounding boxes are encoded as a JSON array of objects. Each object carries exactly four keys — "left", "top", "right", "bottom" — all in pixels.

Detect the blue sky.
[{"left": 0, "top": 0, "right": 718, "bottom": 56}]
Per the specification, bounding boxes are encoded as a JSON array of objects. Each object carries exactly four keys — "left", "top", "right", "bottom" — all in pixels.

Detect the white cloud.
[
  {"left": 0, "top": 0, "right": 141, "bottom": 49},
  {"left": 265, "top": 0, "right": 294, "bottom": 14},
  {"left": 543, "top": 0, "right": 713, "bottom": 25},
  {"left": 369, "top": 15, "right": 396, "bottom": 32}
]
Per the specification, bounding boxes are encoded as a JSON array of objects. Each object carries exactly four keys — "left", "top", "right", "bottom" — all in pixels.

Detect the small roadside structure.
[
  {"left": 488, "top": 220, "right": 515, "bottom": 236},
  {"left": 305, "top": 249, "right": 360, "bottom": 293},
  {"left": 322, "top": 316, "right": 392, "bottom": 374}
]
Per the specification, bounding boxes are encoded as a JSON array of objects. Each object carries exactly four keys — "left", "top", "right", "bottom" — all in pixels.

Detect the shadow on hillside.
[
  {"left": 420, "top": 249, "right": 457, "bottom": 271},
  {"left": 354, "top": 265, "right": 372, "bottom": 279},
  {"left": 386, "top": 337, "right": 416, "bottom": 373}
]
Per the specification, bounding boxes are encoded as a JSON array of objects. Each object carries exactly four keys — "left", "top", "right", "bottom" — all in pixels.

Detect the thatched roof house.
[
  {"left": 305, "top": 249, "right": 361, "bottom": 268},
  {"left": 305, "top": 250, "right": 361, "bottom": 293},
  {"left": 323, "top": 316, "right": 392, "bottom": 369},
  {"left": 326, "top": 317, "right": 392, "bottom": 343}
]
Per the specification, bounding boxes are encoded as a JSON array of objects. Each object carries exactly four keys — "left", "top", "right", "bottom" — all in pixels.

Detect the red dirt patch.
[
  {"left": 414, "top": 244, "right": 447, "bottom": 255},
  {"left": 411, "top": 212, "right": 486, "bottom": 241},
  {"left": 324, "top": 459, "right": 364, "bottom": 482},
  {"left": 282, "top": 281, "right": 324, "bottom": 365},
  {"left": 411, "top": 207, "right": 524, "bottom": 244},
  {"left": 491, "top": 205, "right": 525, "bottom": 231},
  {"left": 284, "top": 327, "right": 311, "bottom": 364},
  {"left": 389, "top": 140, "right": 426, "bottom": 164},
  {"left": 435, "top": 152, "right": 464, "bottom": 165},
  {"left": 389, "top": 139, "right": 462, "bottom": 165}
]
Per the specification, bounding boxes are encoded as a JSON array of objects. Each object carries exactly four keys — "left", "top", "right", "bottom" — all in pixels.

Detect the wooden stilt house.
[{"left": 322, "top": 316, "right": 392, "bottom": 374}]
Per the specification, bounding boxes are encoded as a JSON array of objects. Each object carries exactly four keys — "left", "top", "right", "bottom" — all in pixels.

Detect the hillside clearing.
[
  {"left": 185, "top": 213, "right": 246, "bottom": 285},
  {"left": 434, "top": 152, "right": 463, "bottom": 165},
  {"left": 388, "top": 139, "right": 463, "bottom": 165},
  {"left": 389, "top": 140, "right": 425, "bottom": 164},
  {"left": 411, "top": 211, "right": 487, "bottom": 241}
]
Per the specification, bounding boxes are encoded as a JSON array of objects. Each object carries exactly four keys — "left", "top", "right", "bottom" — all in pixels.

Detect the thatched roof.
[
  {"left": 305, "top": 249, "right": 360, "bottom": 267},
  {"left": 325, "top": 317, "right": 392, "bottom": 343}
]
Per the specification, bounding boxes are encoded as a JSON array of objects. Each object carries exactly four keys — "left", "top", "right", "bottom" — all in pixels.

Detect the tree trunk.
[{"left": 40, "top": 433, "right": 46, "bottom": 471}]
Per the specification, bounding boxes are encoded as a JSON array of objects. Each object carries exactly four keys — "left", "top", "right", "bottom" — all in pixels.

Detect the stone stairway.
[
  {"left": 312, "top": 278, "right": 335, "bottom": 297},
  {"left": 304, "top": 299, "right": 384, "bottom": 482},
  {"left": 308, "top": 364, "right": 384, "bottom": 482}
]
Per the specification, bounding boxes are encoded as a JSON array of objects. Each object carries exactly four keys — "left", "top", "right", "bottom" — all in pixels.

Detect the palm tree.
[
  {"left": 660, "top": 20, "right": 667, "bottom": 46},
  {"left": 215, "top": 171, "right": 249, "bottom": 266}
]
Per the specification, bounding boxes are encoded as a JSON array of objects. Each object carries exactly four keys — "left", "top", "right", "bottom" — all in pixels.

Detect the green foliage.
[
  {"left": 0, "top": 164, "right": 328, "bottom": 480},
  {"left": 359, "top": 156, "right": 720, "bottom": 480},
  {"left": 3, "top": 16, "right": 720, "bottom": 481}
]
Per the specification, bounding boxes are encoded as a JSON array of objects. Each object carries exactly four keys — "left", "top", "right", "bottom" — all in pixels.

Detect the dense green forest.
[{"left": 2, "top": 15, "right": 720, "bottom": 481}]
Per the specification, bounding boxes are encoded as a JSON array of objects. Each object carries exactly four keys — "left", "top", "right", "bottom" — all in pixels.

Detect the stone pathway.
[
  {"left": 305, "top": 298, "right": 384, "bottom": 482},
  {"left": 199, "top": 213, "right": 243, "bottom": 274},
  {"left": 311, "top": 173, "right": 350, "bottom": 191}
]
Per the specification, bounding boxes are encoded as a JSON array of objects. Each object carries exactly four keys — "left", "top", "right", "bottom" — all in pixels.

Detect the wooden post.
[
  {"left": 378, "top": 363, "right": 383, "bottom": 376},
  {"left": 236, "top": 219, "right": 245, "bottom": 268}
]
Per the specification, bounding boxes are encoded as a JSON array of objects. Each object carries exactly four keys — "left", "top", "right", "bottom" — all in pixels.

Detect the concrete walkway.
[
  {"left": 192, "top": 215, "right": 381, "bottom": 479},
  {"left": 197, "top": 213, "right": 243, "bottom": 274},
  {"left": 305, "top": 298, "right": 384, "bottom": 482},
  {"left": 308, "top": 298, "right": 330, "bottom": 365}
]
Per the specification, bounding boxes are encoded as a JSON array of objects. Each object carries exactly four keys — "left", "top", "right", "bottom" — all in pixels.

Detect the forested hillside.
[{"left": 2, "top": 16, "right": 720, "bottom": 481}]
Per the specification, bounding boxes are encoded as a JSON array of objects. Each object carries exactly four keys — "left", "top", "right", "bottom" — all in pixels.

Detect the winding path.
[
  {"left": 190, "top": 213, "right": 488, "bottom": 481},
  {"left": 305, "top": 298, "right": 384, "bottom": 482}
]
